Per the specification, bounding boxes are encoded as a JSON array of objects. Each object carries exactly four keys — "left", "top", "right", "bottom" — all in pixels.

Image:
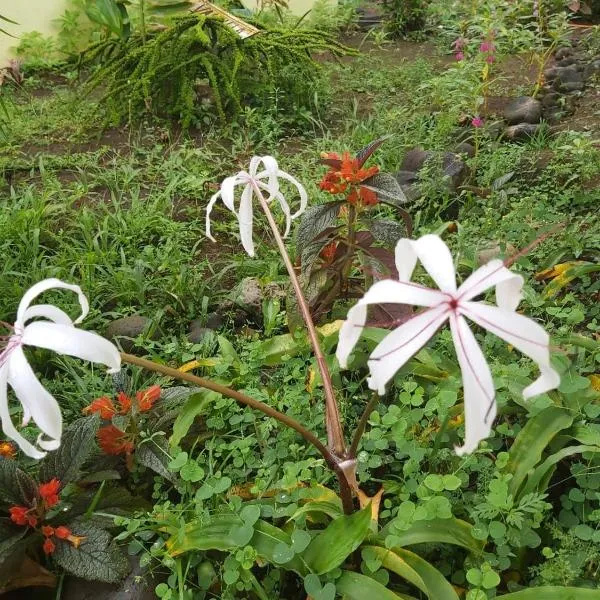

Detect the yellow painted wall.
[{"left": 0, "top": 0, "right": 69, "bottom": 63}]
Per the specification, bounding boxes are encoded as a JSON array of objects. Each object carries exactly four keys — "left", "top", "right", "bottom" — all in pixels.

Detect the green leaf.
[
  {"left": 52, "top": 521, "right": 129, "bottom": 583},
  {"left": 367, "top": 219, "right": 407, "bottom": 247},
  {"left": 38, "top": 416, "right": 99, "bottom": 486},
  {"left": 336, "top": 571, "right": 404, "bottom": 599},
  {"left": 362, "top": 546, "right": 427, "bottom": 595},
  {"left": 0, "top": 526, "right": 30, "bottom": 585},
  {"left": 362, "top": 172, "right": 408, "bottom": 205},
  {"left": 0, "top": 457, "right": 37, "bottom": 506},
  {"left": 389, "top": 547, "right": 459, "bottom": 600},
  {"left": 519, "top": 445, "right": 600, "bottom": 498},
  {"left": 381, "top": 518, "right": 484, "bottom": 554},
  {"left": 296, "top": 201, "right": 343, "bottom": 254},
  {"left": 302, "top": 505, "right": 371, "bottom": 575},
  {"left": 499, "top": 587, "right": 600, "bottom": 599},
  {"left": 170, "top": 390, "right": 218, "bottom": 447},
  {"left": 255, "top": 333, "right": 303, "bottom": 367},
  {"left": 136, "top": 435, "right": 176, "bottom": 483},
  {"left": 505, "top": 407, "right": 574, "bottom": 496}
]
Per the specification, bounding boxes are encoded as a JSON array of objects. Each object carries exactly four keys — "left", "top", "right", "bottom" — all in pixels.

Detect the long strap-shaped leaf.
[
  {"left": 191, "top": 0, "right": 260, "bottom": 38},
  {"left": 336, "top": 571, "right": 407, "bottom": 599},
  {"left": 500, "top": 587, "right": 600, "bottom": 599}
]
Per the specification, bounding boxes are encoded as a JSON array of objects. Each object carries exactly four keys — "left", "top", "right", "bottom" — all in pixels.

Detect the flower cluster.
[
  {"left": 0, "top": 440, "right": 16, "bottom": 458},
  {"left": 8, "top": 478, "right": 83, "bottom": 554},
  {"left": 480, "top": 30, "right": 496, "bottom": 64},
  {"left": 319, "top": 151, "right": 380, "bottom": 207},
  {"left": 84, "top": 385, "right": 161, "bottom": 455},
  {"left": 452, "top": 37, "right": 467, "bottom": 61}
]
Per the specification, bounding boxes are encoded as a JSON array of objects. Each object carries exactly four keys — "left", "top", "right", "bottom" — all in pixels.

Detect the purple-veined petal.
[
  {"left": 367, "top": 304, "right": 450, "bottom": 394},
  {"left": 7, "top": 348, "right": 62, "bottom": 452},
  {"left": 450, "top": 313, "right": 497, "bottom": 455},
  {"left": 205, "top": 190, "right": 222, "bottom": 242},
  {"left": 461, "top": 301, "right": 560, "bottom": 398},
  {"left": 395, "top": 235, "right": 457, "bottom": 292},
  {"left": 0, "top": 365, "right": 46, "bottom": 459},
  {"left": 336, "top": 280, "right": 449, "bottom": 369},
  {"left": 457, "top": 259, "right": 523, "bottom": 310},
  {"left": 237, "top": 184, "right": 255, "bottom": 257},
  {"left": 21, "top": 322, "right": 121, "bottom": 373},
  {"left": 22, "top": 304, "right": 73, "bottom": 325},
  {"left": 15, "top": 279, "right": 89, "bottom": 328}
]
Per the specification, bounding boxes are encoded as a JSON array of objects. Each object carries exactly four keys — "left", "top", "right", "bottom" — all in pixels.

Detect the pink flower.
[
  {"left": 486, "top": 55, "right": 495, "bottom": 64},
  {"left": 452, "top": 37, "right": 467, "bottom": 51},
  {"left": 471, "top": 116, "right": 484, "bottom": 128},
  {"left": 480, "top": 41, "right": 492, "bottom": 53},
  {"left": 455, "top": 52, "right": 465, "bottom": 61}
]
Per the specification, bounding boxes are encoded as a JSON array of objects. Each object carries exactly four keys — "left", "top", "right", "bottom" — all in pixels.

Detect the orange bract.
[
  {"left": 97, "top": 425, "right": 134, "bottom": 455},
  {"left": 0, "top": 441, "right": 16, "bottom": 459},
  {"left": 38, "top": 479, "right": 61, "bottom": 508},
  {"left": 83, "top": 396, "right": 118, "bottom": 419},
  {"left": 136, "top": 385, "right": 161, "bottom": 412}
]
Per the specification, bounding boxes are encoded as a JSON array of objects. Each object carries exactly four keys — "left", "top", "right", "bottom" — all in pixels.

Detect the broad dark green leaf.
[
  {"left": 39, "top": 416, "right": 99, "bottom": 486},
  {"left": 356, "top": 135, "right": 391, "bottom": 167},
  {"left": 0, "top": 527, "right": 30, "bottom": 587},
  {"left": 506, "top": 406, "right": 573, "bottom": 496},
  {"left": 362, "top": 173, "right": 408, "bottom": 205},
  {"left": 336, "top": 571, "right": 404, "bottom": 599},
  {"left": 296, "top": 201, "right": 343, "bottom": 254},
  {"left": 500, "top": 587, "right": 600, "bottom": 599},
  {"left": 302, "top": 505, "right": 371, "bottom": 575},
  {"left": 367, "top": 219, "right": 407, "bottom": 247},
  {"left": 363, "top": 546, "right": 427, "bottom": 594},
  {"left": 170, "top": 390, "right": 218, "bottom": 447},
  {"left": 136, "top": 435, "right": 176, "bottom": 483},
  {"left": 52, "top": 521, "right": 129, "bottom": 583},
  {"left": 0, "top": 457, "right": 37, "bottom": 506}
]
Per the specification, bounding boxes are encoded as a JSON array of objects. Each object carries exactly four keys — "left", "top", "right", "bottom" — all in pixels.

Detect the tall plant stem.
[
  {"left": 120, "top": 353, "right": 332, "bottom": 464},
  {"left": 349, "top": 392, "right": 380, "bottom": 458},
  {"left": 252, "top": 184, "right": 347, "bottom": 457}
]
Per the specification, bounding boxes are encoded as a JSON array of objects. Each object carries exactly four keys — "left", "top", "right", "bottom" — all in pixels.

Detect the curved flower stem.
[
  {"left": 251, "top": 183, "right": 347, "bottom": 458},
  {"left": 120, "top": 353, "right": 333, "bottom": 464},
  {"left": 349, "top": 392, "right": 381, "bottom": 459}
]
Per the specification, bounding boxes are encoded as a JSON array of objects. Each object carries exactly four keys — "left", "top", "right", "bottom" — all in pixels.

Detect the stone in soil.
[
  {"left": 454, "top": 142, "right": 476, "bottom": 157},
  {"left": 399, "top": 148, "right": 434, "bottom": 172},
  {"left": 503, "top": 96, "right": 542, "bottom": 125},
  {"left": 555, "top": 46, "right": 574, "bottom": 61},
  {"left": 504, "top": 123, "right": 541, "bottom": 141},
  {"left": 548, "top": 66, "right": 584, "bottom": 92},
  {"left": 584, "top": 59, "right": 600, "bottom": 80},
  {"left": 541, "top": 92, "right": 561, "bottom": 108},
  {"left": 205, "top": 311, "right": 224, "bottom": 330},
  {"left": 235, "top": 277, "right": 263, "bottom": 318},
  {"left": 105, "top": 315, "right": 160, "bottom": 352},
  {"left": 188, "top": 321, "right": 215, "bottom": 344}
]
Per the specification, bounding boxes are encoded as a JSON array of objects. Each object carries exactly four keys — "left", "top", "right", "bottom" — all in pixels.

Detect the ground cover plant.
[{"left": 0, "top": 0, "right": 600, "bottom": 598}]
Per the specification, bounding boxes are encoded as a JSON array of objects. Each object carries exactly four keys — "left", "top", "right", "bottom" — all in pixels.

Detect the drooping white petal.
[
  {"left": 449, "top": 314, "right": 497, "bottom": 455},
  {"left": 21, "top": 322, "right": 121, "bottom": 373},
  {"left": 205, "top": 190, "right": 222, "bottom": 242},
  {"left": 273, "top": 170, "right": 308, "bottom": 218},
  {"left": 22, "top": 304, "right": 74, "bottom": 325},
  {"left": 461, "top": 301, "right": 560, "bottom": 398},
  {"left": 256, "top": 181, "right": 294, "bottom": 238},
  {"left": 395, "top": 235, "right": 457, "bottom": 292},
  {"left": 15, "top": 279, "right": 89, "bottom": 328},
  {"left": 220, "top": 175, "right": 244, "bottom": 212},
  {"left": 457, "top": 259, "right": 523, "bottom": 310},
  {"left": 367, "top": 304, "right": 450, "bottom": 394},
  {"left": 237, "top": 184, "right": 255, "bottom": 257},
  {"left": 7, "top": 347, "right": 62, "bottom": 452},
  {"left": 336, "top": 280, "right": 449, "bottom": 369},
  {"left": 0, "top": 365, "right": 46, "bottom": 459}
]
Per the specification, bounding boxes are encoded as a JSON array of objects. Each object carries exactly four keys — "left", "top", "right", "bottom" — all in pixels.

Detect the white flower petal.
[
  {"left": 395, "top": 235, "right": 457, "bottom": 292},
  {"left": 205, "top": 190, "right": 221, "bottom": 242},
  {"left": 22, "top": 304, "right": 74, "bottom": 325},
  {"left": 367, "top": 304, "right": 450, "bottom": 394},
  {"left": 462, "top": 301, "right": 560, "bottom": 398},
  {"left": 336, "top": 280, "right": 448, "bottom": 369},
  {"left": 457, "top": 259, "right": 523, "bottom": 310},
  {"left": 7, "top": 347, "right": 62, "bottom": 449},
  {"left": 274, "top": 170, "right": 308, "bottom": 218},
  {"left": 238, "top": 184, "right": 255, "bottom": 257},
  {"left": 220, "top": 175, "right": 243, "bottom": 212},
  {"left": 0, "top": 365, "right": 46, "bottom": 459},
  {"left": 22, "top": 322, "right": 121, "bottom": 373},
  {"left": 450, "top": 314, "right": 497, "bottom": 455},
  {"left": 16, "top": 279, "right": 89, "bottom": 328}
]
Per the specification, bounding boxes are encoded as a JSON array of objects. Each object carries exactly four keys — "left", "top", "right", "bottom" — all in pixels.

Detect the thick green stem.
[{"left": 251, "top": 184, "right": 347, "bottom": 458}]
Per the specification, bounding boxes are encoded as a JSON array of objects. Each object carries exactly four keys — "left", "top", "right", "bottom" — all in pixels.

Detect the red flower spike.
[
  {"left": 43, "top": 538, "right": 56, "bottom": 555},
  {"left": 320, "top": 242, "right": 338, "bottom": 263},
  {"left": 136, "top": 385, "right": 161, "bottom": 412},
  {"left": 55, "top": 526, "right": 71, "bottom": 539},
  {"left": 42, "top": 525, "right": 55, "bottom": 538},
  {"left": 97, "top": 425, "right": 134, "bottom": 455},
  {"left": 116, "top": 391, "right": 132, "bottom": 414},
  {"left": 38, "top": 479, "right": 61, "bottom": 508},
  {"left": 83, "top": 396, "right": 118, "bottom": 419}
]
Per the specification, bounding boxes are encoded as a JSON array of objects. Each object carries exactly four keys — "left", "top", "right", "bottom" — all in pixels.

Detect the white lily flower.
[
  {"left": 337, "top": 234, "right": 560, "bottom": 455},
  {"left": 205, "top": 155, "right": 307, "bottom": 257},
  {"left": 0, "top": 279, "right": 121, "bottom": 459}
]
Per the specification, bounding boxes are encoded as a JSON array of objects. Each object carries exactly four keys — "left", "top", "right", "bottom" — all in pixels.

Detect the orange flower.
[
  {"left": 0, "top": 441, "right": 16, "bottom": 459},
  {"left": 320, "top": 242, "right": 338, "bottom": 263},
  {"left": 43, "top": 538, "right": 56, "bottom": 555},
  {"left": 83, "top": 396, "right": 118, "bottom": 419},
  {"left": 136, "top": 385, "right": 161, "bottom": 412},
  {"left": 9, "top": 506, "right": 37, "bottom": 527},
  {"left": 38, "top": 479, "right": 61, "bottom": 508},
  {"left": 55, "top": 526, "right": 71, "bottom": 539},
  {"left": 97, "top": 425, "right": 134, "bottom": 455},
  {"left": 347, "top": 187, "right": 378, "bottom": 207},
  {"left": 42, "top": 525, "right": 55, "bottom": 537}
]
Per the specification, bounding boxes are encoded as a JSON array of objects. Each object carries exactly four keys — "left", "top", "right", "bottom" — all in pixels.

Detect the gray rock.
[
  {"left": 205, "top": 311, "right": 224, "bottom": 330},
  {"left": 105, "top": 315, "right": 159, "bottom": 352},
  {"left": 504, "top": 123, "right": 541, "bottom": 141},
  {"left": 550, "top": 66, "right": 584, "bottom": 91},
  {"left": 504, "top": 96, "right": 542, "bottom": 125},
  {"left": 395, "top": 170, "right": 418, "bottom": 185},
  {"left": 556, "top": 56, "right": 577, "bottom": 67},
  {"left": 188, "top": 324, "right": 215, "bottom": 344},
  {"left": 584, "top": 59, "right": 600, "bottom": 80},
  {"left": 235, "top": 277, "right": 263, "bottom": 318},
  {"left": 555, "top": 46, "right": 574, "bottom": 61},
  {"left": 543, "top": 107, "right": 565, "bottom": 124},
  {"left": 541, "top": 92, "right": 561, "bottom": 108},
  {"left": 264, "top": 281, "right": 286, "bottom": 300},
  {"left": 400, "top": 148, "right": 434, "bottom": 172},
  {"left": 442, "top": 152, "right": 468, "bottom": 191},
  {"left": 454, "top": 142, "right": 476, "bottom": 157}
]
